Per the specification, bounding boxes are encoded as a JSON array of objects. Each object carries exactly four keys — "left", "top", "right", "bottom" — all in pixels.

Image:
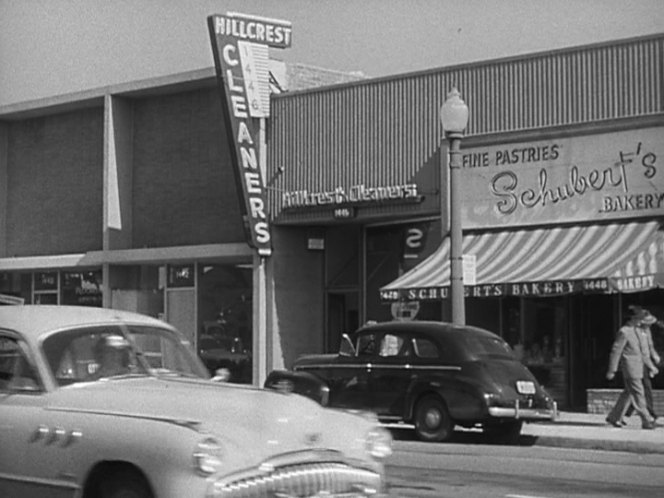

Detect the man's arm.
[
  {"left": 647, "top": 328, "right": 661, "bottom": 365},
  {"left": 606, "top": 328, "right": 627, "bottom": 379}
]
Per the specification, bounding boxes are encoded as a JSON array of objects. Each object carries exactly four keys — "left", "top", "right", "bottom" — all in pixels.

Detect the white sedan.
[{"left": 0, "top": 305, "right": 392, "bottom": 498}]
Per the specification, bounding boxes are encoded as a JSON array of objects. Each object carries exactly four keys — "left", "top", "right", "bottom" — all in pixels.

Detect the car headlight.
[
  {"left": 193, "top": 437, "right": 224, "bottom": 475},
  {"left": 365, "top": 426, "right": 393, "bottom": 460}
]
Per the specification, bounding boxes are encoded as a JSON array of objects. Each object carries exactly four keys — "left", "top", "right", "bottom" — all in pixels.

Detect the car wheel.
[
  {"left": 484, "top": 420, "right": 523, "bottom": 443},
  {"left": 98, "top": 468, "right": 153, "bottom": 498},
  {"left": 413, "top": 395, "right": 454, "bottom": 442}
]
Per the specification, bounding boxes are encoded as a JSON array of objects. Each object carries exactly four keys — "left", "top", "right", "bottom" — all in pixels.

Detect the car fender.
[
  {"left": 264, "top": 369, "right": 330, "bottom": 406},
  {"left": 404, "top": 372, "right": 485, "bottom": 422},
  {"left": 29, "top": 407, "right": 211, "bottom": 498}
]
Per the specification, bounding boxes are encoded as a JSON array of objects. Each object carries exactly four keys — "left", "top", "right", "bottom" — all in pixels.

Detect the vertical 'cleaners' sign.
[{"left": 207, "top": 13, "right": 292, "bottom": 257}]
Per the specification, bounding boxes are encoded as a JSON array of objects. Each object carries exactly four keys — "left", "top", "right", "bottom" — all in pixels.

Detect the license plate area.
[{"left": 516, "top": 380, "right": 536, "bottom": 394}]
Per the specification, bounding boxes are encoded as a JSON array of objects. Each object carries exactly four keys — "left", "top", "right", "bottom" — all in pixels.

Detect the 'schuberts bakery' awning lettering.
[
  {"left": 213, "top": 13, "right": 292, "bottom": 48},
  {"left": 610, "top": 275, "right": 657, "bottom": 292},
  {"left": 378, "top": 278, "right": 657, "bottom": 302},
  {"left": 282, "top": 184, "right": 419, "bottom": 209}
]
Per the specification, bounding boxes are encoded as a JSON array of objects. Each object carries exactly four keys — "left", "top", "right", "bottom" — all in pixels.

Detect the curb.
[{"left": 531, "top": 435, "right": 664, "bottom": 454}]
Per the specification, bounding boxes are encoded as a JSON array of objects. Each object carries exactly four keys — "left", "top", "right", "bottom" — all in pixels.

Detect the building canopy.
[{"left": 380, "top": 220, "right": 664, "bottom": 302}]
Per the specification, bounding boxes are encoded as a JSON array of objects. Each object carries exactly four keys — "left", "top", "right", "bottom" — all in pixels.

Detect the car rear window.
[{"left": 463, "top": 335, "right": 514, "bottom": 359}]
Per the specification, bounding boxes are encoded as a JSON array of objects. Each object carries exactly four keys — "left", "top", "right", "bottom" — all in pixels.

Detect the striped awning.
[{"left": 380, "top": 220, "right": 664, "bottom": 301}]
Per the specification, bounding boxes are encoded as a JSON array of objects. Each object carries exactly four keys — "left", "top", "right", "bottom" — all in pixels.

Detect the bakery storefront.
[{"left": 379, "top": 128, "right": 664, "bottom": 410}]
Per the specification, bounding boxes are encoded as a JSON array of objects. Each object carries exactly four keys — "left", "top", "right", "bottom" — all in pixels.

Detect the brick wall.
[
  {"left": 587, "top": 388, "right": 664, "bottom": 415},
  {"left": 6, "top": 108, "right": 103, "bottom": 256},
  {"left": 132, "top": 88, "right": 245, "bottom": 248}
]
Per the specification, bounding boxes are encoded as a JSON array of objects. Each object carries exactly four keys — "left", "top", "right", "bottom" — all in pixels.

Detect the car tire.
[
  {"left": 98, "top": 467, "right": 153, "bottom": 498},
  {"left": 413, "top": 395, "right": 454, "bottom": 442},
  {"left": 484, "top": 420, "right": 523, "bottom": 444}
]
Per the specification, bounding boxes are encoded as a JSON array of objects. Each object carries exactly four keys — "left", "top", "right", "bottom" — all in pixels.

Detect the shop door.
[
  {"left": 569, "top": 294, "right": 616, "bottom": 409},
  {"left": 327, "top": 291, "right": 359, "bottom": 353},
  {"left": 166, "top": 289, "right": 196, "bottom": 346}
]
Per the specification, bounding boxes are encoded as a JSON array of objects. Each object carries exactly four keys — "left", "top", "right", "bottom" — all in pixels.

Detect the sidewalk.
[{"left": 522, "top": 411, "right": 664, "bottom": 454}]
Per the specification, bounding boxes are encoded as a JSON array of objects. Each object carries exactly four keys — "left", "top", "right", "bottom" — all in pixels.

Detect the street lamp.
[{"left": 440, "top": 88, "right": 469, "bottom": 325}]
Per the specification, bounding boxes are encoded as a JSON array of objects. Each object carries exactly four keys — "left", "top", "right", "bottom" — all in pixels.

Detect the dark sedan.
[{"left": 266, "top": 320, "right": 556, "bottom": 442}]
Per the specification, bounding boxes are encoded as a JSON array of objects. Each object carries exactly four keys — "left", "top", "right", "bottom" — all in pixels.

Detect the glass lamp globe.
[{"left": 440, "top": 88, "right": 469, "bottom": 133}]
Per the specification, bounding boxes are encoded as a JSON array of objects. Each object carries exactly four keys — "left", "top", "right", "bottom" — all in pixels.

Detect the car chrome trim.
[
  {"left": 46, "top": 406, "right": 203, "bottom": 430},
  {"left": 488, "top": 406, "right": 556, "bottom": 420},
  {"left": 296, "top": 364, "right": 461, "bottom": 371},
  {"left": 0, "top": 471, "right": 79, "bottom": 490},
  {"left": 209, "top": 459, "right": 382, "bottom": 498}
]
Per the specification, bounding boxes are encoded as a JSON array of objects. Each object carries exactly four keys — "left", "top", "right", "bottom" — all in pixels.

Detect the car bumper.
[
  {"left": 206, "top": 452, "right": 387, "bottom": 498},
  {"left": 488, "top": 400, "right": 558, "bottom": 421}
]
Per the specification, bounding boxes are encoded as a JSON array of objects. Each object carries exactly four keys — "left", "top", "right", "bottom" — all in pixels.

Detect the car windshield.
[
  {"left": 42, "top": 324, "right": 208, "bottom": 387},
  {"left": 463, "top": 335, "right": 515, "bottom": 360}
]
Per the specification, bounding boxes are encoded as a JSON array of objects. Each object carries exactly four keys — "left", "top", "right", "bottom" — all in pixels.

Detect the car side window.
[
  {"left": 0, "top": 335, "right": 41, "bottom": 393},
  {"left": 357, "top": 333, "right": 379, "bottom": 356},
  {"left": 412, "top": 337, "right": 439, "bottom": 359}
]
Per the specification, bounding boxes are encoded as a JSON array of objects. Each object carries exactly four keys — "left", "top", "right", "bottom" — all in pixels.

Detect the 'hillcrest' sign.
[{"left": 208, "top": 13, "right": 292, "bottom": 257}]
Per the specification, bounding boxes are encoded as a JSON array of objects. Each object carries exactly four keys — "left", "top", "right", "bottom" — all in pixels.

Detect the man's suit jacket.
[{"left": 607, "top": 325, "right": 654, "bottom": 379}]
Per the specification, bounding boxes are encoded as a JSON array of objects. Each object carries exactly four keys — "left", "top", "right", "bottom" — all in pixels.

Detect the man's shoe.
[
  {"left": 619, "top": 419, "right": 628, "bottom": 426},
  {"left": 605, "top": 417, "right": 622, "bottom": 428},
  {"left": 642, "top": 421, "right": 656, "bottom": 430}
]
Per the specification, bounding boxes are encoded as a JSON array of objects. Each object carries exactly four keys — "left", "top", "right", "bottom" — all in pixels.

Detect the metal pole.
[{"left": 447, "top": 131, "right": 465, "bottom": 325}]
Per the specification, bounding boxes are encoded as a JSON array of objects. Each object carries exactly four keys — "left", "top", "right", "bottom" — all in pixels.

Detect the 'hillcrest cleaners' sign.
[{"left": 208, "top": 13, "right": 292, "bottom": 257}]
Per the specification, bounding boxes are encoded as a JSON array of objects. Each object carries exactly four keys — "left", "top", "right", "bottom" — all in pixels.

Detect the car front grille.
[{"left": 210, "top": 461, "right": 382, "bottom": 497}]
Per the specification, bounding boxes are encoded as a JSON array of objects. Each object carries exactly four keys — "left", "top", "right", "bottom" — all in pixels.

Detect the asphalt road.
[{"left": 385, "top": 437, "right": 664, "bottom": 498}]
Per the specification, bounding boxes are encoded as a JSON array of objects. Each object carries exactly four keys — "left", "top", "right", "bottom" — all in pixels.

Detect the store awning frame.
[{"left": 380, "top": 220, "right": 664, "bottom": 302}]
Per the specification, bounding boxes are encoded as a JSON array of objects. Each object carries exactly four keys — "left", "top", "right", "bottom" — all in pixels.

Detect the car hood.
[{"left": 48, "top": 376, "right": 372, "bottom": 465}]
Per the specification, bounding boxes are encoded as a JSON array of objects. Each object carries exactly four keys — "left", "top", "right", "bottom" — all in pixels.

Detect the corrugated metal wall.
[{"left": 267, "top": 34, "right": 664, "bottom": 223}]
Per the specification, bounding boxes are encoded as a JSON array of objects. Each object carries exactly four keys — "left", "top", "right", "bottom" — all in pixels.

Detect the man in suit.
[
  {"left": 622, "top": 309, "right": 661, "bottom": 422},
  {"left": 605, "top": 306, "right": 658, "bottom": 430}
]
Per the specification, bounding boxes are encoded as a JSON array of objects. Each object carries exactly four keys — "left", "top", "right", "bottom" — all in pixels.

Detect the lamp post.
[{"left": 440, "top": 88, "right": 469, "bottom": 325}]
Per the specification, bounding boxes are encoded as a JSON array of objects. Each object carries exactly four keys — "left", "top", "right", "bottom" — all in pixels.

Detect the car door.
[
  {"left": 324, "top": 332, "right": 376, "bottom": 410},
  {"left": 367, "top": 331, "right": 413, "bottom": 418},
  {"left": 0, "top": 332, "right": 76, "bottom": 498}
]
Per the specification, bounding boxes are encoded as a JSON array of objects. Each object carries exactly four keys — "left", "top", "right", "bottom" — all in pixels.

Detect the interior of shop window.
[{"left": 109, "top": 263, "right": 253, "bottom": 384}]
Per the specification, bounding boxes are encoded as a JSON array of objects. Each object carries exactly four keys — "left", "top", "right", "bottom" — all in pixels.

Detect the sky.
[{"left": 1, "top": 0, "right": 663, "bottom": 107}]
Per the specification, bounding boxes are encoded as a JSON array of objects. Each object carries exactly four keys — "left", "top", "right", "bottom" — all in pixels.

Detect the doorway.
[{"left": 327, "top": 291, "right": 359, "bottom": 352}]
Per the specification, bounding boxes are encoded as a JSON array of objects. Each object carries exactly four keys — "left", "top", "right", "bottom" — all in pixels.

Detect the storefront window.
[
  {"left": 34, "top": 272, "right": 59, "bottom": 304},
  {"left": 61, "top": 271, "right": 102, "bottom": 307},
  {"left": 518, "top": 297, "right": 568, "bottom": 407},
  {"left": 0, "top": 273, "right": 31, "bottom": 304},
  {"left": 197, "top": 264, "right": 252, "bottom": 383}
]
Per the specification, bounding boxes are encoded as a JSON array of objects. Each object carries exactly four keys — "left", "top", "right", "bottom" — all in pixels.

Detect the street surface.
[{"left": 385, "top": 431, "right": 664, "bottom": 498}]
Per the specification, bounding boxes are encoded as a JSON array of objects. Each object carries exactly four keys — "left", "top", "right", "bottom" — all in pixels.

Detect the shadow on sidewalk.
[{"left": 389, "top": 426, "right": 541, "bottom": 447}]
